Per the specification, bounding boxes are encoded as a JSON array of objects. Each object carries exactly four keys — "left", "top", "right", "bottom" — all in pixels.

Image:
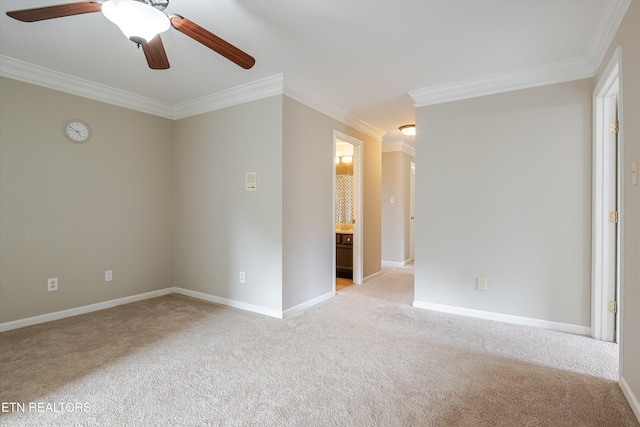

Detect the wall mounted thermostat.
[{"left": 245, "top": 172, "right": 257, "bottom": 191}]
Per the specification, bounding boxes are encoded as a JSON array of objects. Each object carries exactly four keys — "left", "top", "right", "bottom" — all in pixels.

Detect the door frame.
[
  {"left": 592, "top": 46, "right": 622, "bottom": 343},
  {"left": 410, "top": 161, "right": 416, "bottom": 261},
  {"left": 333, "top": 130, "right": 364, "bottom": 286}
]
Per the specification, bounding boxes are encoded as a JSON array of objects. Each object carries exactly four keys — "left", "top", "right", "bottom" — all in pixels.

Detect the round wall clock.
[{"left": 64, "top": 120, "right": 91, "bottom": 143}]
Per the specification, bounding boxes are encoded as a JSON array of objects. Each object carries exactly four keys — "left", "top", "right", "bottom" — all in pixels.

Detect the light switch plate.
[{"left": 245, "top": 172, "right": 257, "bottom": 191}]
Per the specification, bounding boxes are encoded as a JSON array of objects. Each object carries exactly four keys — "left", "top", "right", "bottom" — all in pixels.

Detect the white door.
[
  {"left": 592, "top": 49, "right": 620, "bottom": 343},
  {"left": 603, "top": 93, "right": 619, "bottom": 342}
]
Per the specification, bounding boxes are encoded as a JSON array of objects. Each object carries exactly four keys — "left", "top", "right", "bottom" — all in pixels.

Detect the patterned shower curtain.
[{"left": 335, "top": 175, "right": 353, "bottom": 224}]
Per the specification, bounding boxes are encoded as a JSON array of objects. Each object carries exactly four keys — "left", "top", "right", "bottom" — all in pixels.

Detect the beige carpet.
[{"left": 1, "top": 264, "right": 638, "bottom": 426}]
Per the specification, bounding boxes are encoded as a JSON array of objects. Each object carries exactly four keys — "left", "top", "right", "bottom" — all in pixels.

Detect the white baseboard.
[
  {"left": 413, "top": 300, "right": 591, "bottom": 336},
  {"left": 382, "top": 259, "right": 413, "bottom": 267},
  {"left": 282, "top": 291, "right": 334, "bottom": 318},
  {"left": 620, "top": 376, "right": 640, "bottom": 423},
  {"left": 0, "top": 286, "right": 341, "bottom": 332},
  {"left": 173, "top": 287, "right": 283, "bottom": 319},
  {"left": 364, "top": 270, "right": 384, "bottom": 282},
  {"left": 176, "top": 288, "right": 335, "bottom": 320},
  {"left": 0, "top": 288, "right": 174, "bottom": 332}
]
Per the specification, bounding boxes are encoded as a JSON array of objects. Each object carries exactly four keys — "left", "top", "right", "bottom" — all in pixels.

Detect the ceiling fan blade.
[
  {"left": 6, "top": 2, "right": 102, "bottom": 22},
  {"left": 142, "top": 36, "right": 170, "bottom": 70},
  {"left": 169, "top": 15, "right": 255, "bottom": 70}
]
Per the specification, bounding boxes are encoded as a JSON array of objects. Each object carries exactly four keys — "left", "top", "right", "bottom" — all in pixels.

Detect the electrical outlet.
[
  {"left": 239, "top": 271, "right": 245, "bottom": 283},
  {"left": 477, "top": 277, "right": 488, "bottom": 291},
  {"left": 48, "top": 278, "right": 58, "bottom": 292},
  {"left": 105, "top": 270, "right": 112, "bottom": 282}
]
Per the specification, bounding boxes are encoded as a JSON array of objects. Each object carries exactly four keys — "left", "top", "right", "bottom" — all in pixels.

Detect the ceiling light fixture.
[
  {"left": 399, "top": 124, "right": 416, "bottom": 136},
  {"left": 102, "top": 0, "right": 170, "bottom": 45}
]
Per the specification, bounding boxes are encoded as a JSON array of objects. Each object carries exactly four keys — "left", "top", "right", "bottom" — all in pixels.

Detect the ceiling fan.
[{"left": 6, "top": 0, "right": 255, "bottom": 70}]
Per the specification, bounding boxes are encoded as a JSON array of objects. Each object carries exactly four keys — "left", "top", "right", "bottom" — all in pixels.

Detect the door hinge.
[
  {"left": 610, "top": 121, "right": 619, "bottom": 133},
  {"left": 609, "top": 211, "right": 618, "bottom": 224},
  {"left": 608, "top": 301, "right": 618, "bottom": 313}
]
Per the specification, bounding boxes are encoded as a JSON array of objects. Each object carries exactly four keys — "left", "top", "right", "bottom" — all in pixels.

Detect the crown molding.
[
  {"left": 1, "top": 2, "right": 631, "bottom": 135},
  {"left": 0, "top": 55, "right": 174, "bottom": 119},
  {"left": 409, "top": 0, "right": 632, "bottom": 108},
  {"left": 409, "top": 56, "right": 595, "bottom": 107},
  {"left": 172, "top": 74, "right": 284, "bottom": 119},
  {"left": 586, "top": 0, "right": 632, "bottom": 71},
  {"left": 0, "top": 56, "right": 386, "bottom": 139},
  {"left": 175, "top": 73, "right": 387, "bottom": 139},
  {"left": 282, "top": 74, "right": 387, "bottom": 140},
  {"left": 382, "top": 141, "right": 415, "bottom": 157}
]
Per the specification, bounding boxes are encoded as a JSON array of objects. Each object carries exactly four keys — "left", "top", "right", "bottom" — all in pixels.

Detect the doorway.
[
  {"left": 333, "top": 131, "right": 363, "bottom": 291},
  {"left": 592, "top": 46, "right": 621, "bottom": 343}
]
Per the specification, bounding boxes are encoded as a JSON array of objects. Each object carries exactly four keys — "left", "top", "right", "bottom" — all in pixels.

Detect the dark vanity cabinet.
[{"left": 336, "top": 233, "right": 353, "bottom": 279}]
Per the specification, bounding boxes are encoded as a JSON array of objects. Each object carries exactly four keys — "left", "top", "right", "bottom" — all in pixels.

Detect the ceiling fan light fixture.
[
  {"left": 399, "top": 124, "right": 416, "bottom": 136},
  {"left": 102, "top": 0, "right": 170, "bottom": 45}
]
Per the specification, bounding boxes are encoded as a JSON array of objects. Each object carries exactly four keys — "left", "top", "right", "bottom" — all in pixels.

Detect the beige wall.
[
  {"left": 0, "top": 82, "right": 382, "bottom": 322},
  {"left": 361, "top": 128, "right": 383, "bottom": 279},
  {"left": 597, "top": 0, "right": 640, "bottom": 414},
  {"left": 282, "top": 96, "right": 382, "bottom": 309},
  {"left": 173, "top": 96, "right": 284, "bottom": 311},
  {"left": 414, "top": 79, "right": 593, "bottom": 327},
  {"left": 173, "top": 95, "right": 382, "bottom": 313},
  {"left": 382, "top": 150, "right": 414, "bottom": 263},
  {"left": 0, "top": 77, "right": 174, "bottom": 323}
]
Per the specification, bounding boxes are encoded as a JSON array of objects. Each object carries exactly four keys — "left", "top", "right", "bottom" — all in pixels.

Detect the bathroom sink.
[{"left": 335, "top": 226, "right": 354, "bottom": 234}]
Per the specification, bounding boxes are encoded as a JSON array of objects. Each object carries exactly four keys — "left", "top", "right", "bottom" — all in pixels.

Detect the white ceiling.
[{"left": 0, "top": 0, "right": 629, "bottom": 144}]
